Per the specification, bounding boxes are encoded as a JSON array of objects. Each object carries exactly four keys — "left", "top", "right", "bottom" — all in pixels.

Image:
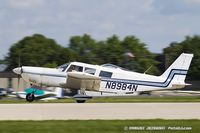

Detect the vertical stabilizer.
[{"left": 161, "top": 53, "right": 193, "bottom": 84}]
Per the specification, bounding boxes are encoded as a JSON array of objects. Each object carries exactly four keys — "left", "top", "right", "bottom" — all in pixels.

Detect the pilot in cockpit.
[
  {"left": 67, "top": 65, "right": 75, "bottom": 72},
  {"left": 67, "top": 65, "right": 83, "bottom": 72}
]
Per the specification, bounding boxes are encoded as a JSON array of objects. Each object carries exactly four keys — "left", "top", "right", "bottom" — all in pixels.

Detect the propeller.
[
  {"left": 15, "top": 55, "right": 22, "bottom": 99},
  {"left": 16, "top": 74, "right": 20, "bottom": 98}
]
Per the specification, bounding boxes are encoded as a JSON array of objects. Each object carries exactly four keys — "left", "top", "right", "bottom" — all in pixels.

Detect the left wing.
[{"left": 63, "top": 72, "right": 101, "bottom": 91}]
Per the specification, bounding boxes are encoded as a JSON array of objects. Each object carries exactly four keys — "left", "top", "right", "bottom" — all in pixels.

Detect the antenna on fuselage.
[{"left": 144, "top": 65, "right": 152, "bottom": 74}]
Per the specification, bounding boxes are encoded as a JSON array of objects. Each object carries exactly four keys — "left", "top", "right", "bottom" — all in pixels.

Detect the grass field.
[
  {"left": 88, "top": 96, "right": 200, "bottom": 103},
  {"left": 0, "top": 96, "right": 200, "bottom": 103},
  {"left": 0, "top": 120, "right": 199, "bottom": 133}
]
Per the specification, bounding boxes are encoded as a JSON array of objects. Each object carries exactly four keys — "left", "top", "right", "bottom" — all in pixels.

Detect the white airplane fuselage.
[{"left": 13, "top": 53, "right": 193, "bottom": 94}]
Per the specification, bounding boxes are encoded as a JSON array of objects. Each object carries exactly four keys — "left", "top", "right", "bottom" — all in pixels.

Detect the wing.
[
  {"left": 35, "top": 93, "right": 56, "bottom": 100},
  {"left": 62, "top": 72, "right": 101, "bottom": 91}
]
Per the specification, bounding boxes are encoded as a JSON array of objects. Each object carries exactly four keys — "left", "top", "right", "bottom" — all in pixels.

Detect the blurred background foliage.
[
  {"left": 163, "top": 35, "right": 200, "bottom": 80},
  {"left": 3, "top": 33, "right": 200, "bottom": 79}
]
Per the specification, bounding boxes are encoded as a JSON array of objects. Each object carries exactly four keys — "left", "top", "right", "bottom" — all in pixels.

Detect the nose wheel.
[{"left": 26, "top": 93, "right": 35, "bottom": 102}]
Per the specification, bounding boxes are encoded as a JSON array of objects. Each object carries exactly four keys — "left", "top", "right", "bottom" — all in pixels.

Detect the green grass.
[
  {"left": 0, "top": 120, "right": 199, "bottom": 133},
  {"left": 0, "top": 96, "right": 200, "bottom": 103},
  {"left": 88, "top": 96, "right": 200, "bottom": 103}
]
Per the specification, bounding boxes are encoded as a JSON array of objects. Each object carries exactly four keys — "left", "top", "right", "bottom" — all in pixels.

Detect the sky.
[{"left": 1, "top": 0, "right": 200, "bottom": 59}]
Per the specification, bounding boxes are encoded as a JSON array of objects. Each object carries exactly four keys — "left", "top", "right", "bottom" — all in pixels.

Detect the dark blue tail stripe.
[{"left": 101, "top": 69, "right": 187, "bottom": 87}]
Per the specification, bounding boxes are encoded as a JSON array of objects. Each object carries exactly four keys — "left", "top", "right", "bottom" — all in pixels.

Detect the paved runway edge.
[{"left": 0, "top": 103, "right": 199, "bottom": 120}]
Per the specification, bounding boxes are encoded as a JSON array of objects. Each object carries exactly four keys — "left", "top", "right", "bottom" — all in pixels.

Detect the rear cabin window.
[
  {"left": 85, "top": 67, "right": 96, "bottom": 75},
  {"left": 99, "top": 71, "right": 112, "bottom": 78},
  {"left": 67, "top": 65, "right": 83, "bottom": 72}
]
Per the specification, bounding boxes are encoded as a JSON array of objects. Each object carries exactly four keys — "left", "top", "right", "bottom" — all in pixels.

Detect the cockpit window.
[
  {"left": 57, "top": 63, "right": 69, "bottom": 72},
  {"left": 67, "top": 65, "right": 83, "bottom": 72}
]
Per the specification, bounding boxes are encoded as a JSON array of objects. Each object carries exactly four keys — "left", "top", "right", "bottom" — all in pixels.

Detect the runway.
[{"left": 0, "top": 103, "right": 200, "bottom": 120}]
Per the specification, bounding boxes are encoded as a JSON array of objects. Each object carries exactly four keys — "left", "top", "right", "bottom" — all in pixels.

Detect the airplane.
[
  {"left": 13, "top": 53, "right": 193, "bottom": 103},
  {"left": 11, "top": 86, "right": 65, "bottom": 101}
]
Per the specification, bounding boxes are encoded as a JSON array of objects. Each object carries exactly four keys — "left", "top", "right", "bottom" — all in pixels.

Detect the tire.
[
  {"left": 26, "top": 93, "right": 35, "bottom": 102},
  {"left": 76, "top": 100, "right": 86, "bottom": 103}
]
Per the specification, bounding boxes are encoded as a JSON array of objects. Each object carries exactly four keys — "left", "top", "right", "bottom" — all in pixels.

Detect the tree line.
[{"left": 3, "top": 34, "right": 200, "bottom": 79}]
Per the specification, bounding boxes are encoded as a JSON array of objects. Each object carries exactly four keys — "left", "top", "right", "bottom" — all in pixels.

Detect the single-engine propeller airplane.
[
  {"left": 13, "top": 53, "right": 193, "bottom": 103},
  {"left": 11, "top": 86, "right": 64, "bottom": 101}
]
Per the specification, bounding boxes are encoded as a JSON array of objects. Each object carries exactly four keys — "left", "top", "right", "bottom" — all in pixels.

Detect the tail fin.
[{"left": 161, "top": 53, "right": 193, "bottom": 85}]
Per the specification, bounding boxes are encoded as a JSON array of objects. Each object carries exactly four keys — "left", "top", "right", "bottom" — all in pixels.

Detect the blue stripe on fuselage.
[
  {"left": 101, "top": 69, "right": 187, "bottom": 87},
  {"left": 22, "top": 68, "right": 188, "bottom": 88}
]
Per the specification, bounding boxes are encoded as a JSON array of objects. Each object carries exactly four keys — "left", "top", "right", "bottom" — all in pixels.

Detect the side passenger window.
[
  {"left": 99, "top": 71, "right": 112, "bottom": 78},
  {"left": 85, "top": 67, "right": 96, "bottom": 75}
]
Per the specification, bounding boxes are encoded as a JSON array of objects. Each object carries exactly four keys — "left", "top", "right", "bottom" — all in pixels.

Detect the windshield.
[{"left": 57, "top": 63, "right": 69, "bottom": 72}]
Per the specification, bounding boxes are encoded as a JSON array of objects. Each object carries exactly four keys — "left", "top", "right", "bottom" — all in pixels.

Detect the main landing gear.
[
  {"left": 73, "top": 94, "right": 92, "bottom": 103},
  {"left": 76, "top": 100, "right": 86, "bottom": 103}
]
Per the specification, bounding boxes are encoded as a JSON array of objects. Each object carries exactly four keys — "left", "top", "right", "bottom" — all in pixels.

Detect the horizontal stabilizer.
[
  {"left": 174, "top": 90, "right": 200, "bottom": 94},
  {"left": 171, "top": 84, "right": 188, "bottom": 89}
]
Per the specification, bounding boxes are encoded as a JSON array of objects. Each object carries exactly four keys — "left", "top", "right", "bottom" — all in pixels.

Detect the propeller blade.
[
  {"left": 16, "top": 55, "right": 21, "bottom": 99},
  {"left": 16, "top": 74, "right": 21, "bottom": 98}
]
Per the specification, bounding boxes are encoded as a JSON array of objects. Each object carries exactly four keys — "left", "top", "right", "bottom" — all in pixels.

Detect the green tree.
[
  {"left": 121, "top": 36, "right": 159, "bottom": 74},
  {"left": 6, "top": 33, "right": 160, "bottom": 75},
  {"left": 5, "top": 34, "right": 75, "bottom": 70},
  {"left": 96, "top": 35, "right": 160, "bottom": 74},
  {"left": 0, "top": 59, "right": 6, "bottom": 64},
  {"left": 69, "top": 34, "right": 98, "bottom": 64},
  {"left": 69, "top": 34, "right": 160, "bottom": 75},
  {"left": 163, "top": 35, "right": 200, "bottom": 79},
  {"left": 96, "top": 35, "right": 123, "bottom": 65}
]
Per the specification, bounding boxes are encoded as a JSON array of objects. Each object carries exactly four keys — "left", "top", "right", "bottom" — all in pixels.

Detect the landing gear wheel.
[
  {"left": 76, "top": 100, "right": 86, "bottom": 103},
  {"left": 26, "top": 93, "right": 35, "bottom": 102}
]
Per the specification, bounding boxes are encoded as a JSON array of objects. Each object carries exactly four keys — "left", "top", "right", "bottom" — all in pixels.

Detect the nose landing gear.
[{"left": 26, "top": 93, "right": 35, "bottom": 102}]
